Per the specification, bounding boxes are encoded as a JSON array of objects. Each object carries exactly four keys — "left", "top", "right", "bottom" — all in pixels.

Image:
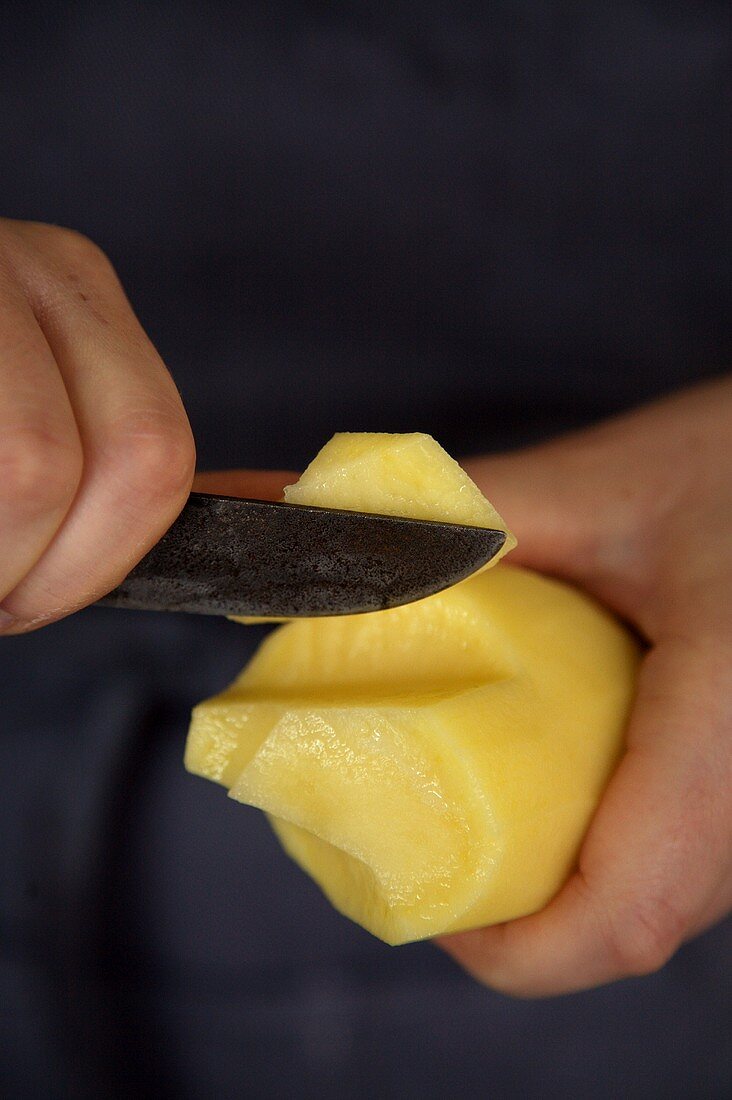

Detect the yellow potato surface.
[{"left": 185, "top": 433, "right": 640, "bottom": 944}]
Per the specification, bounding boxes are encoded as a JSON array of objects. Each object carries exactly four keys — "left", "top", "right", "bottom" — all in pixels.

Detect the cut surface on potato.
[
  {"left": 283, "top": 432, "right": 516, "bottom": 565},
  {"left": 185, "top": 432, "right": 640, "bottom": 945},
  {"left": 229, "top": 705, "right": 500, "bottom": 943},
  {"left": 187, "top": 568, "right": 639, "bottom": 943}
]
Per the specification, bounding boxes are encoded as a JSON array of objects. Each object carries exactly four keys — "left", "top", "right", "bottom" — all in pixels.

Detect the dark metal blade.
[{"left": 96, "top": 493, "right": 506, "bottom": 618}]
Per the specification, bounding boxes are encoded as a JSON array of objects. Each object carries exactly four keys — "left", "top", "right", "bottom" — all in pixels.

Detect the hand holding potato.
[{"left": 440, "top": 377, "right": 732, "bottom": 994}]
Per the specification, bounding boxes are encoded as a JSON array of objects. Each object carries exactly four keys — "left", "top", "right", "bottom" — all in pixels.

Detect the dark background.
[{"left": 1, "top": 3, "right": 730, "bottom": 1097}]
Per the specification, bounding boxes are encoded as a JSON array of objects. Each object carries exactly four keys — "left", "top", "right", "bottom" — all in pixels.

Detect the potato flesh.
[
  {"left": 185, "top": 433, "right": 640, "bottom": 944},
  {"left": 283, "top": 432, "right": 517, "bottom": 563}
]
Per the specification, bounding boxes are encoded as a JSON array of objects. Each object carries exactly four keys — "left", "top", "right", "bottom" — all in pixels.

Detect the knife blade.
[{"left": 96, "top": 492, "right": 506, "bottom": 618}]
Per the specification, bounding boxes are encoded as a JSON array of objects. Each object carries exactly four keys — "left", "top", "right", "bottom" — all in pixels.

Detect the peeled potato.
[{"left": 185, "top": 433, "right": 640, "bottom": 944}]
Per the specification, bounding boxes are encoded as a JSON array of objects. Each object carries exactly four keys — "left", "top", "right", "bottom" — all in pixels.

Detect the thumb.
[
  {"left": 463, "top": 445, "right": 600, "bottom": 578},
  {"left": 463, "top": 433, "right": 654, "bottom": 629}
]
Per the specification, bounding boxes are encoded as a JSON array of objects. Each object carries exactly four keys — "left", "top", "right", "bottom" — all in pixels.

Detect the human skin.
[
  {"left": 201, "top": 380, "right": 732, "bottom": 997},
  {"left": 1, "top": 219, "right": 729, "bottom": 996},
  {"left": 0, "top": 218, "right": 196, "bottom": 632},
  {"left": 446, "top": 380, "right": 732, "bottom": 995}
]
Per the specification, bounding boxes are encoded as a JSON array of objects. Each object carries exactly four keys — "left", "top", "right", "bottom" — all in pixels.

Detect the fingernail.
[{"left": 0, "top": 607, "right": 17, "bottom": 633}]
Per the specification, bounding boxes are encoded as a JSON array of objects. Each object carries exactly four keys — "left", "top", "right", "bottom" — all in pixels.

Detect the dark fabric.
[{"left": 1, "top": 3, "right": 730, "bottom": 1098}]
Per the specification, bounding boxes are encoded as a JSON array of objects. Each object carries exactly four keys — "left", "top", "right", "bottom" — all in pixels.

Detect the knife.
[{"left": 96, "top": 492, "right": 506, "bottom": 618}]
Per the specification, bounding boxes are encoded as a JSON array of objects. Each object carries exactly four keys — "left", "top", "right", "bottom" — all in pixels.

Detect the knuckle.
[
  {"left": 18, "top": 223, "right": 116, "bottom": 278},
  {"left": 0, "top": 224, "right": 117, "bottom": 320},
  {"left": 115, "top": 416, "right": 196, "bottom": 504},
  {"left": 53, "top": 227, "right": 114, "bottom": 272},
  {"left": 0, "top": 426, "right": 82, "bottom": 514},
  {"left": 604, "top": 895, "right": 687, "bottom": 978},
  {"left": 1, "top": 223, "right": 119, "bottom": 299}
]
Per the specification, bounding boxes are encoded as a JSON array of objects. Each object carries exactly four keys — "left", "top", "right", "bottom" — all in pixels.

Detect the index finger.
[
  {"left": 0, "top": 229, "right": 195, "bottom": 631},
  {"left": 0, "top": 278, "right": 83, "bottom": 602}
]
